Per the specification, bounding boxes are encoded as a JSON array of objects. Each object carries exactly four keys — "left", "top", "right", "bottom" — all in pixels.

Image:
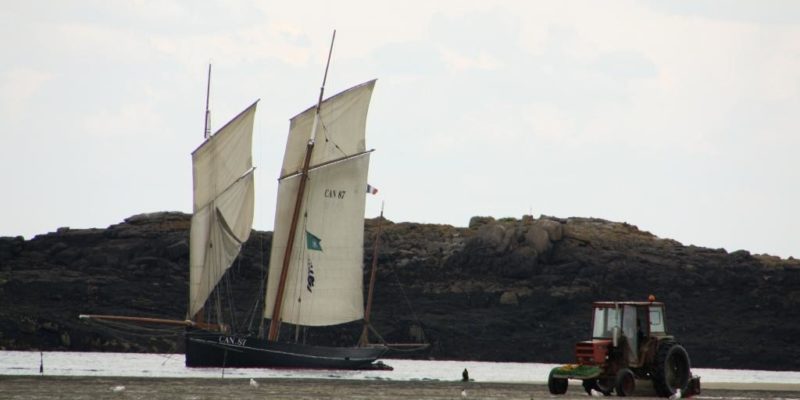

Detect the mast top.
[
  {"left": 204, "top": 63, "right": 212, "bottom": 139},
  {"left": 310, "top": 29, "right": 336, "bottom": 143}
]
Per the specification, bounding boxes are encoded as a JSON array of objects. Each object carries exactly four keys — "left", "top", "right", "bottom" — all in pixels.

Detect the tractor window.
[
  {"left": 649, "top": 307, "right": 666, "bottom": 333},
  {"left": 592, "top": 307, "right": 619, "bottom": 338}
]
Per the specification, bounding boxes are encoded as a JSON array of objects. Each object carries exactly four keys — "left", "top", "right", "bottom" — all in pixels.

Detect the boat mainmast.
[{"left": 267, "top": 30, "right": 337, "bottom": 342}]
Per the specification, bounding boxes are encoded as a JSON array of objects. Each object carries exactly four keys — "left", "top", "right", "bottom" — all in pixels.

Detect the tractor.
[{"left": 548, "top": 296, "right": 701, "bottom": 397}]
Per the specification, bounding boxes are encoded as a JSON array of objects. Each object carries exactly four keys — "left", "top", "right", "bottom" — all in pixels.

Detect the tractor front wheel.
[
  {"left": 614, "top": 368, "right": 635, "bottom": 397},
  {"left": 548, "top": 369, "right": 568, "bottom": 395},
  {"left": 652, "top": 341, "right": 691, "bottom": 397}
]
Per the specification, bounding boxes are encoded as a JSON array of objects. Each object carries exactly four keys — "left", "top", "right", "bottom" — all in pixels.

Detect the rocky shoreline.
[{"left": 1, "top": 212, "right": 799, "bottom": 370}]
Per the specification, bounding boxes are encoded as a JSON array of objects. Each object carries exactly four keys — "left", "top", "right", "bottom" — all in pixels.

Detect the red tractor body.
[{"left": 575, "top": 339, "right": 612, "bottom": 366}]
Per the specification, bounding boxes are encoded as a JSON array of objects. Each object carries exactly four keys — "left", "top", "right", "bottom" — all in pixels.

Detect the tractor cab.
[
  {"left": 548, "top": 296, "right": 701, "bottom": 397},
  {"left": 590, "top": 300, "right": 668, "bottom": 367}
]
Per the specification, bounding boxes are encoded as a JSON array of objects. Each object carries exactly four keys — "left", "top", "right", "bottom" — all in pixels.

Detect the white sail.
[
  {"left": 189, "top": 102, "right": 257, "bottom": 318},
  {"left": 265, "top": 80, "right": 376, "bottom": 326},
  {"left": 266, "top": 154, "right": 370, "bottom": 326},
  {"left": 279, "top": 80, "right": 376, "bottom": 178}
]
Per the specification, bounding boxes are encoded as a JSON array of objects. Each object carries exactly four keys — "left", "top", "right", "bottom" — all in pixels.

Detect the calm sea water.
[{"left": 2, "top": 351, "right": 800, "bottom": 385}]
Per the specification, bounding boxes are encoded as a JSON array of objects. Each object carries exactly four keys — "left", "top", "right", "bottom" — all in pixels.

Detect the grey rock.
[
  {"left": 525, "top": 226, "right": 551, "bottom": 254},
  {"left": 499, "top": 291, "right": 519, "bottom": 305}
]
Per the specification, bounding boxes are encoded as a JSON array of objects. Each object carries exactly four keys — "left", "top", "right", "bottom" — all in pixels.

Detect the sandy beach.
[{"left": 3, "top": 376, "right": 800, "bottom": 400}]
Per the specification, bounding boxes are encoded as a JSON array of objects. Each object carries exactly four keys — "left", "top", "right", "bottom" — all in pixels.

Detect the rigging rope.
[
  {"left": 213, "top": 278, "right": 224, "bottom": 327},
  {"left": 387, "top": 251, "right": 425, "bottom": 333},
  {"left": 84, "top": 318, "right": 184, "bottom": 338},
  {"left": 319, "top": 112, "right": 348, "bottom": 158},
  {"left": 223, "top": 269, "right": 236, "bottom": 331},
  {"left": 364, "top": 321, "right": 429, "bottom": 353},
  {"left": 291, "top": 205, "right": 311, "bottom": 327},
  {"left": 245, "top": 232, "right": 266, "bottom": 334}
]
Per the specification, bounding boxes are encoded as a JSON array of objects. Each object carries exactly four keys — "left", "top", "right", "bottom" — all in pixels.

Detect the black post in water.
[{"left": 221, "top": 349, "right": 228, "bottom": 379}]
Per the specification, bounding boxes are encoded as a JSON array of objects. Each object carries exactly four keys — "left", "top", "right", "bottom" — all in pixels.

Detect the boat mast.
[
  {"left": 360, "top": 202, "right": 384, "bottom": 346},
  {"left": 204, "top": 63, "right": 212, "bottom": 139},
  {"left": 195, "top": 62, "right": 212, "bottom": 326},
  {"left": 267, "top": 30, "right": 336, "bottom": 342}
]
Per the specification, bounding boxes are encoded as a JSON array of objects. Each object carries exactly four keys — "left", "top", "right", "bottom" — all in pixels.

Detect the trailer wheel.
[
  {"left": 582, "top": 379, "right": 597, "bottom": 395},
  {"left": 597, "top": 377, "right": 614, "bottom": 395},
  {"left": 653, "top": 341, "right": 691, "bottom": 397},
  {"left": 548, "top": 369, "right": 568, "bottom": 395},
  {"left": 583, "top": 379, "right": 611, "bottom": 396},
  {"left": 614, "top": 368, "right": 635, "bottom": 397}
]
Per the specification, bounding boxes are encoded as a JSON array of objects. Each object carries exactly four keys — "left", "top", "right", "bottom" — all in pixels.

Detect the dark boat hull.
[{"left": 185, "top": 331, "right": 388, "bottom": 369}]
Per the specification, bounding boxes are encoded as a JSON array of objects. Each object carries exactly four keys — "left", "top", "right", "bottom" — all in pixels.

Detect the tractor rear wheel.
[
  {"left": 614, "top": 368, "right": 635, "bottom": 396},
  {"left": 548, "top": 369, "right": 568, "bottom": 395},
  {"left": 652, "top": 341, "right": 691, "bottom": 397}
]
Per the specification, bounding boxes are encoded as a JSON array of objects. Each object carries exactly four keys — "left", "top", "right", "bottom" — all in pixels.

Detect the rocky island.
[{"left": 1, "top": 212, "right": 799, "bottom": 371}]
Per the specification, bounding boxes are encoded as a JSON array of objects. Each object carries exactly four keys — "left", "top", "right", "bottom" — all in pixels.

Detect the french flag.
[{"left": 366, "top": 184, "right": 378, "bottom": 195}]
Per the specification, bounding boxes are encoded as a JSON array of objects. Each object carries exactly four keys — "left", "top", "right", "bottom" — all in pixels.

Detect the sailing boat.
[
  {"left": 182, "top": 31, "right": 388, "bottom": 367},
  {"left": 81, "top": 36, "right": 389, "bottom": 368},
  {"left": 184, "top": 77, "right": 387, "bottom": 369},
  {"left": 81, "top": 80, "right": 386, "bottom": 368}
]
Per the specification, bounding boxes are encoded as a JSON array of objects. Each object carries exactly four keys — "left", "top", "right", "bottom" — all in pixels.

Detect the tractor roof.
[{"left": 592, "top": 301, "right": 665, "bottom": 307}]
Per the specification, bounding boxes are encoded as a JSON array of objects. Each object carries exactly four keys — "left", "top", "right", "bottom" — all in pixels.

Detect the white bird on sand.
[
  {"left": 461, "top": 389, "right": 467, "bottom": 397},
  {"left": 250, "top": 378, "right": 259, "bottom": 388},
  {"left": 669, "top": 388, "right": 682, "bottom": 400},
  {"left": 111, "top": 385, "right": 125, "bottom": 393},
  {"left": 590, "top": 388, "right": 603, "bottom": 397}
]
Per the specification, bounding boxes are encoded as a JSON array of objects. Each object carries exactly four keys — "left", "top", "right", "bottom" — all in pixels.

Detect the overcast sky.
[{"left": 2, "top": 1, "right": 798, "bottom": 258}]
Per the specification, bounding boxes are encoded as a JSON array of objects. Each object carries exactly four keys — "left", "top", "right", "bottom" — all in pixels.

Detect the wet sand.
[{"left": 2, "top": 376, "right": 800, "bottom": 400}]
